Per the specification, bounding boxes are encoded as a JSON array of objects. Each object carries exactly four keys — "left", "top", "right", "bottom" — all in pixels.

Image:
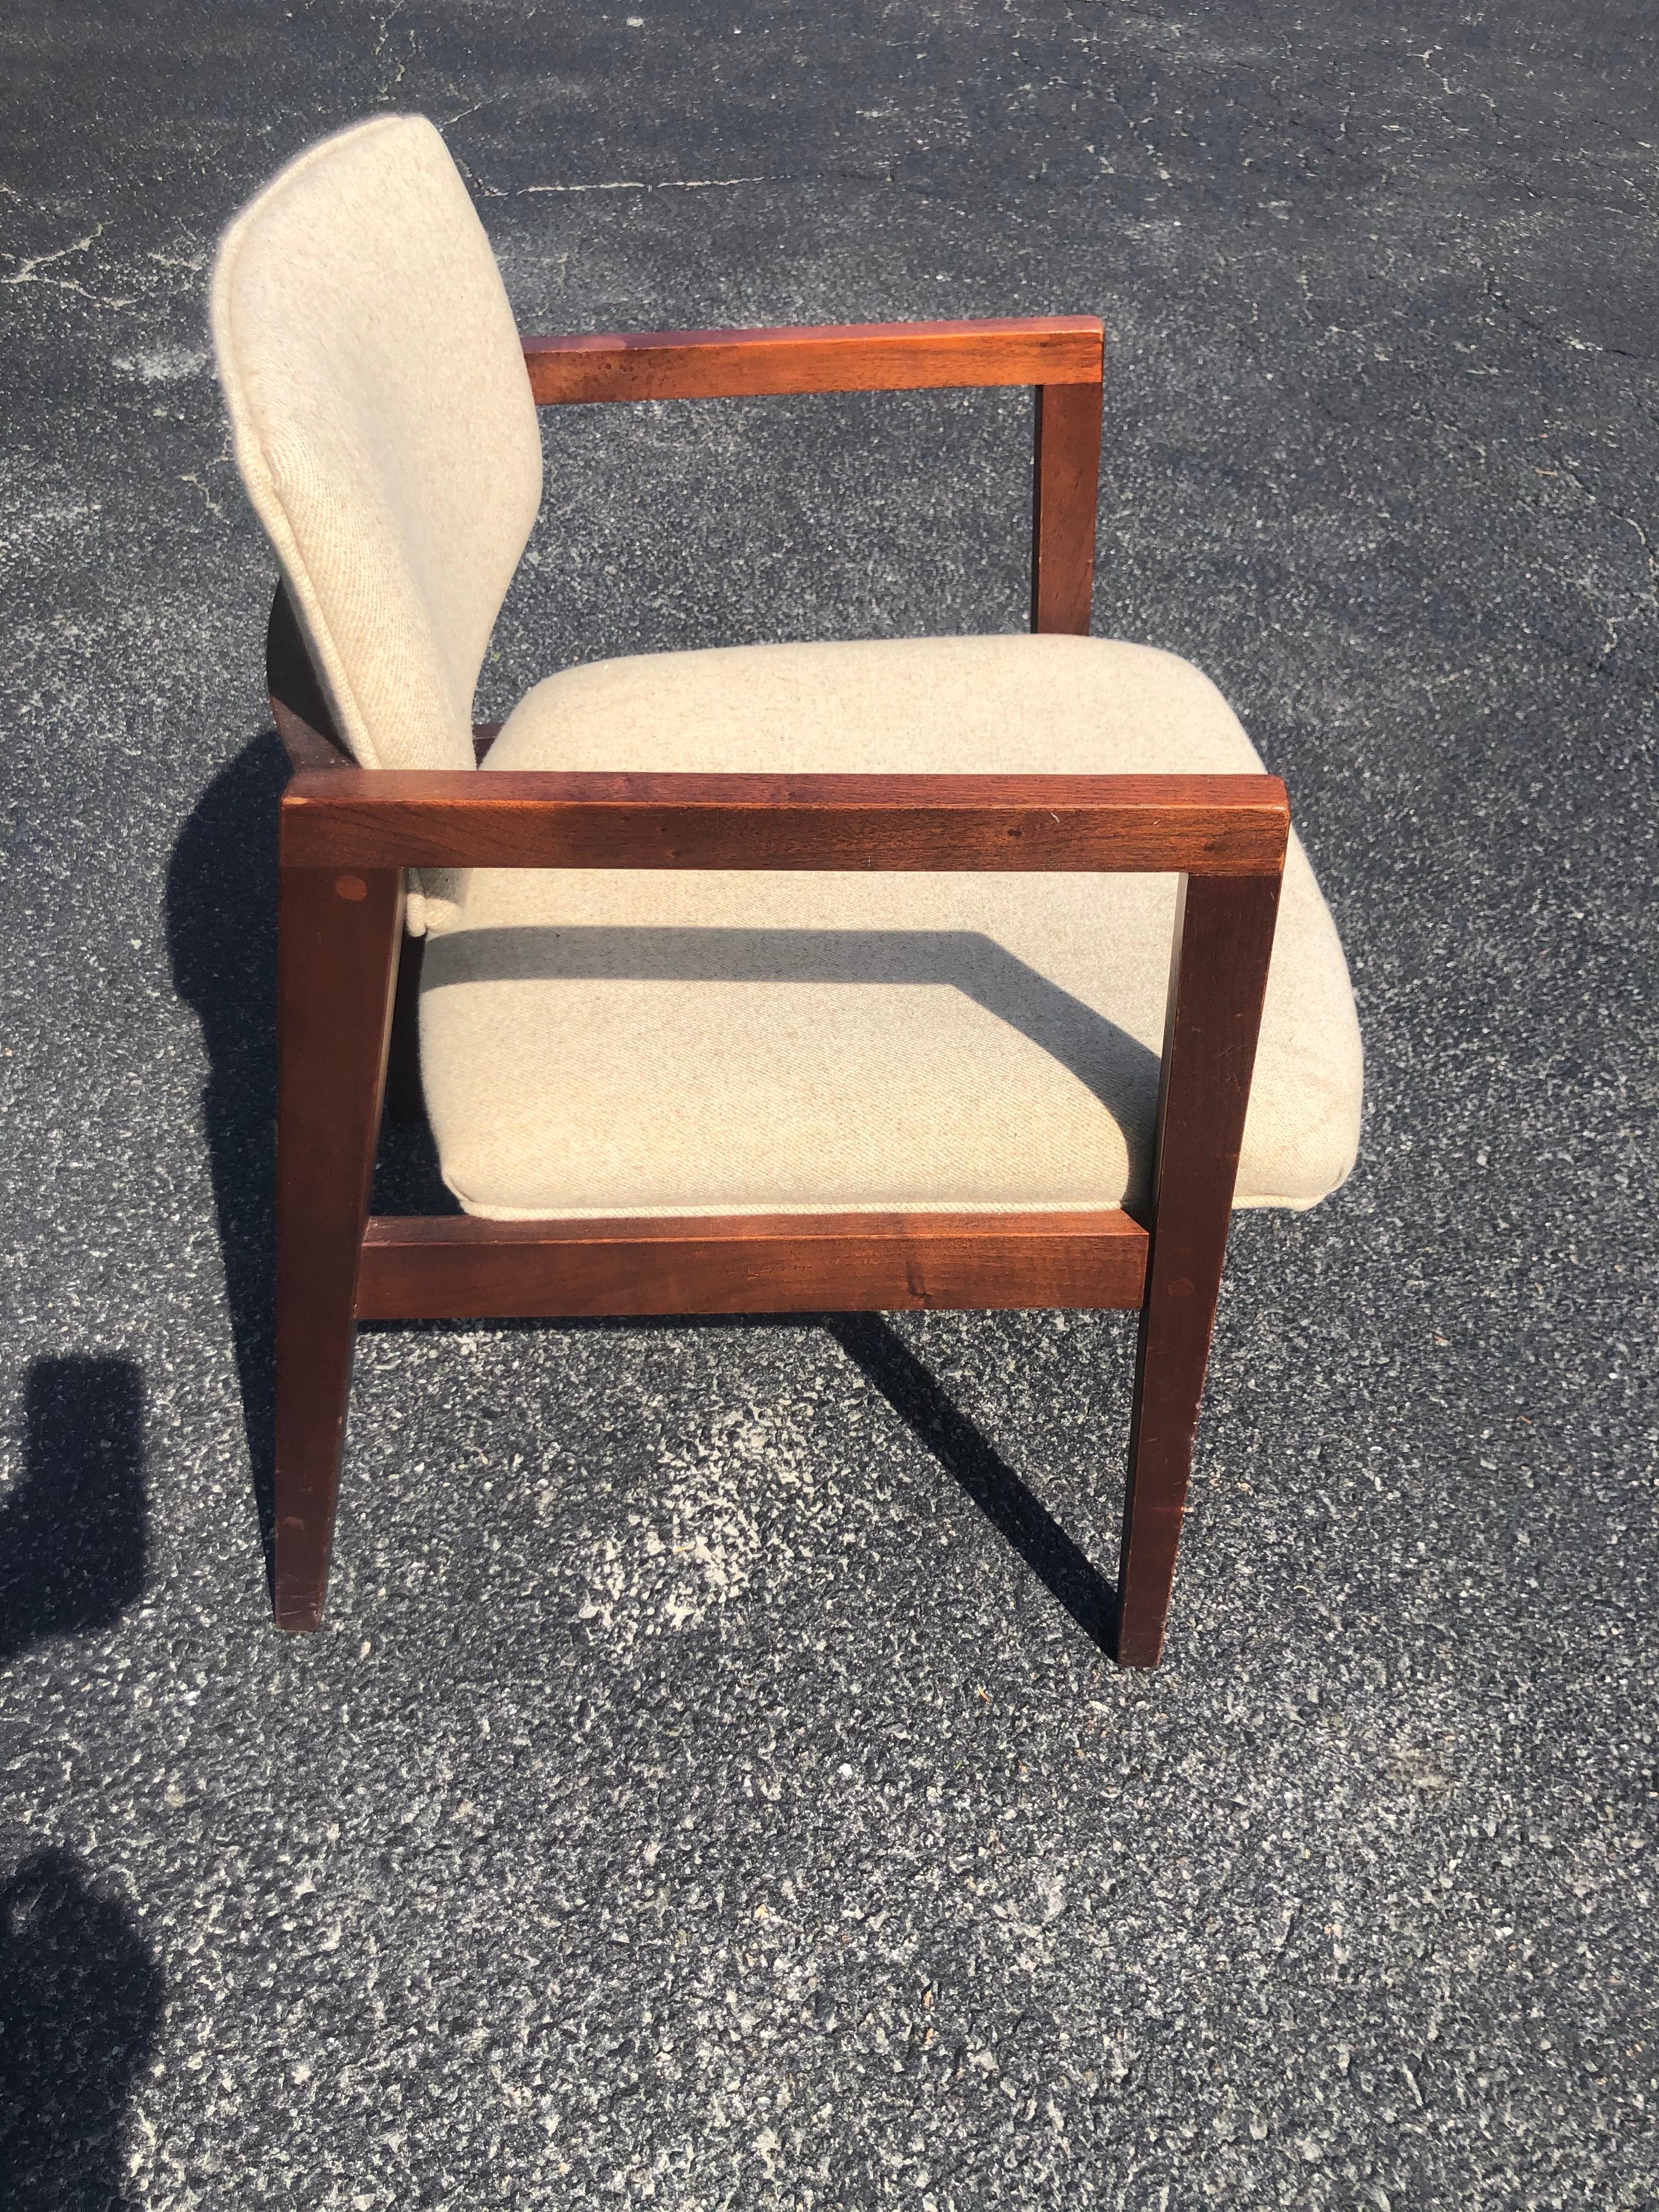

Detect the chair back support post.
[
  {"left": 1031, "top": 379, "right": 1103, "bottom": 636},
  {"left": 266, "top": 582, "right": 350, "bottom": 767},
  {"left": 1116, "top": 868, "right": 1284, "bottom": 1666}
]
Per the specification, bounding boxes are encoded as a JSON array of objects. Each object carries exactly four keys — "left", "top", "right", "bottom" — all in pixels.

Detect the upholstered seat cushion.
[{"left": 417, "top": 633, "right": 1363, "bottom": 1219}]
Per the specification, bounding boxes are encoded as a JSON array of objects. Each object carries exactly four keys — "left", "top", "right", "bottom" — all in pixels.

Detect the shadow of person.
[
  {"left": 0, "top": 1849, "right": 163, "bottom": 2210},
  {"left": 1, "top": 1360, "right": 146, "bottom": 1668},
  {"left": 827, "top": 1314, "right": 1118, "bottom": 1653},
  {"left": 164, "top": 729, "right": 285, "bottom": 1576}
]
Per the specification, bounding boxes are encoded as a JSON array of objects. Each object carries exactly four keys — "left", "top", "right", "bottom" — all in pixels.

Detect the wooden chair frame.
[{"left": 267, "top": 314, "right": 1286, "bottom": 1666}]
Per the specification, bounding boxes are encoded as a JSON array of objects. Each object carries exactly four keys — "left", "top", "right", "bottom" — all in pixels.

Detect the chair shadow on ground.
[
  {"left": 0, "top": 1849, "right": 163, "bottom": 2211},
  {"left": 826, "top": 1314, "right": 1120, "bottom": 1655},
  {"left": 1, "top": 1359, "right": 147, "bottom": 1669},
  {"left": 165, "top": 729, "right": 286, "bottom": 1573}
]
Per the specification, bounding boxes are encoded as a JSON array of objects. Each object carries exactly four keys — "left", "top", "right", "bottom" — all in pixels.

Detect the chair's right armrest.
[{"left": 278, "top": 767, "right": 1288, "bottom": 878}]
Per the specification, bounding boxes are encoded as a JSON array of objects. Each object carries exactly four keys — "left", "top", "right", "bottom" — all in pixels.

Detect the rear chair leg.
[
  {"left": 273, "top": 864, "right": 402, "bottom": 1630},
  {"left": 1116, "top": 873, "right": 1281, "bottom": 1668}
]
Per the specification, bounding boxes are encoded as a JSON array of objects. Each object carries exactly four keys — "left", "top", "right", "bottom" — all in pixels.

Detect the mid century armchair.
[{"left": 211, "top": 116, "right": 1361, "bottom": 1666}]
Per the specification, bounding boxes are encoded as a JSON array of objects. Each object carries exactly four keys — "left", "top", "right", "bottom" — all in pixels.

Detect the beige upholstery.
[
  {"left": 210, "top": 114, "right": 542, "bottom": 931},
  {"left": 419, "top": 635, "right": 1363, "bottom": 1219},
  {"left": 210, "top": 119, "right": 1361, "bottom": 1224}
]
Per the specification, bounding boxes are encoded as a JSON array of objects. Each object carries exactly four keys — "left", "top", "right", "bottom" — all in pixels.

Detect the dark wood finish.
[
  {"left": 273, "top": 863, "right": 404, "bottom": 1630},
  {"left": 280, "top": 769, "right": 1288, "bottom": 876},
  {"left": 357, "top": 1209, "right": 1149, "bottom": 1321},
  {"left": 523, "top": 317, "right": 1105, "bottom": 644},
  {"left": 1031, "top": 381, "right": 1103, "bottom": 637},
  {"left": 1115, "top": 872, "right": 1283, "bottom": 1668},
  {"left": 257, "top": 280, "right": 1301, "bottom": 1665},
  {"left": 524, "top": 317, "right": 1103, "bottom": 404},
  {"left": 268, "top": 583, "right": 352, "bottom": 770}
]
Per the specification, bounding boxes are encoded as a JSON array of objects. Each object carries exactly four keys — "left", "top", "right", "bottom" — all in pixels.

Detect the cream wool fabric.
[
  {"left": 419, "top": 634, "right": 1364, "bottom": 1219},
  {"left": 209, "top": 122, "right": 1361, "bottom": 1220},
  {"left": 210, "top": 114, "right": 542, "bottom": 930}
]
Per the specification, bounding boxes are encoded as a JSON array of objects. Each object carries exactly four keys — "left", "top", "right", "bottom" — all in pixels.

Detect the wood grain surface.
[
  {"left": 272, "top": 864, "right": 404, "bottom": 1631},
  {"left": 1031, "top": 380, "right": 1103, "bottom": 636},
  {"left": 356, "top": 1209, "right": 1150, "bottom": 1321},
  {"left": 524, "top": 316, "right": 1103, "bottom": 403},
  {"left": 1115, "top": 872, "right": 1283, "bottom": 1667},
  {"left": 280, "top": 769, "right": 1289, "bottom": 875}
]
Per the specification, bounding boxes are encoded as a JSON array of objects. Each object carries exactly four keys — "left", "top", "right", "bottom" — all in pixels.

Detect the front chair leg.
[
  {"left": 273, "top": 864, "right": 403, "bottom": 1630},
  {"left": 1117, "top": 872, "right": 1281, "bottom": 1667}
]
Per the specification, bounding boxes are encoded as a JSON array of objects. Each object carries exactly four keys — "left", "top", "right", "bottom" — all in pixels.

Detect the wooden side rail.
[
  {"left": 278, "top": 770, "right": 1289, "bottom": 876},
  {"left": 522, "top": 316, "right": 1103, "bottom": 404},
  {"left": 356, "top": 1211, "right": 1150, "bottom": 1321}
]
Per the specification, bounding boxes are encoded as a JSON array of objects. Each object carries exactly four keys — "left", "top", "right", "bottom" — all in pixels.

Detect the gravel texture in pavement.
[{"left": 1, "top": 3, "right": 1656, "bottom": 2207}]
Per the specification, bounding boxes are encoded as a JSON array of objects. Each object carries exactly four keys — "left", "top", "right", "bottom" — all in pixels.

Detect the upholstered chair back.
[{"left": 210, "top": 114, "right": 542, "bottom": 779}]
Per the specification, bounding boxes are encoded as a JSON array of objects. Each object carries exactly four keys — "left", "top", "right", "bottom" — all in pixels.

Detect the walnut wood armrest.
[
  {"left": 522, "top": 316, "right": 1103, "bottom": 404},
  {"left": 278, "top": 768, "right": 1287, "bottom": 875},
  {"left": 521, "top": 317, "right": 1103, "bottom": 633}
]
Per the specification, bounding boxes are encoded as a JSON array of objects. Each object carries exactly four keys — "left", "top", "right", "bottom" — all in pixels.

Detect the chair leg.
[
  {"left": 273, "top": 864, "right": 403, "bottom": 1631},
  {"left": 1116, "top": 873, "right": 1281, "bottom": 1668},
  {"left": 1117, "top": 1247, "right": 1229, "bottom": 1666}
]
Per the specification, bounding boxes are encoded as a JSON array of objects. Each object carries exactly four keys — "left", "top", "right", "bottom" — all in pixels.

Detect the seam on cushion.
[
  {"left": 450, "top": 1192, "right": 1342, "bottom": 1218},
  {"left": 210, "top": 114, "right": 429, "bottom": 775},
  {"left": 489, "top": 634, "right": 1261, "bottom": 775},
  {"left": 444, "top": 1192, "right": 1147, "bottom": 1220}
]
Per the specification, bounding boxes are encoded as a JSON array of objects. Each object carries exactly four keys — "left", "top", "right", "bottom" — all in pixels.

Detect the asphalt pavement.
[{"left": 1, "top": 2, "right": 1655, "bottom": 2205}]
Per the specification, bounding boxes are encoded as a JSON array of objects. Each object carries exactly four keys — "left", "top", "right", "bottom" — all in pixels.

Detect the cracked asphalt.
[{"left": 2, "top": 2, "right": 1657, "bottom": 2206}]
